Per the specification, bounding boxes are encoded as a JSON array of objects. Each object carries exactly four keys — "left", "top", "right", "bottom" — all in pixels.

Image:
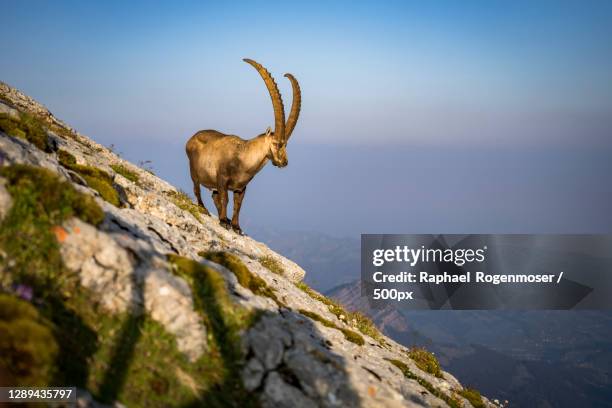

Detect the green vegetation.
[
  {"left": 0, "top": 163, "right": 104, "bottom": 392},
  {"left": 258, "top": 255, "right": 284, "bottom": 275},
  {"left": 167, "top": 254, "right": 260, "bottom": 407},
  {"left": 164, "top": 190, "right": 207, "bottom": 223},
  {"left": 0, "top": 166, "right": 259, "bottom": 405},
  {"left": 345, "top": 310, "right": 381, "bottom": 341},
  {"left": 72, "top": 286, "right": 260, "bottom": 408},
  {"left": 0, "top": 88, "right": 84, "bottom": 145},
  {"left": 0, "top": 255, "right": 208, "bottom": 405},
  {"left": 58, "top": 149, "right": 120, "bottom": 206},
  {"left": 295, "top": 281, "right": 344, "bottom": 317},
  {"left": 199, "top": 251, "right": 282, "bottom": 306},
  {"left": 110, "top": 164, "right": 139, "bottom": 183},
  {"left": 407, "top": 347, "right": 443, "bottom": 378},
  {"left": 0, "top": 164, "right": 103, "bottom": 288},
  {"left": 38, "top": 284, "right": 211, "bottom": 406},
  {"left": 0, "top": 112, "right": 50, "bottom": 152},
  {"left": 43, "top": 277, "right": 257, "bottom": 407},
  {"left": 388, "top": 356, "right": 484, "bottom": 408},
  {"left": 87, "top": 309, "right": 207, "bottom": 406},
  {"left": 459, "top": 388, "right": 486, "bottom": 408},
  {"left": 298, "top": 309, "right": 365, "bottom": 346},
  {"left": 386, "top": 359, "right": 462, "bottom": 408},
  {"left": 57, "top": 149, "right": 77, "bottom": 166},
  {"left": 49, "top": 123, "right": 82, "bottom": 144},
  {"left": 295, "top": 281, "right": 383, "bottom": 342},
  {"left": 0, "top": 294, "right": 58, "bottom": 386}
]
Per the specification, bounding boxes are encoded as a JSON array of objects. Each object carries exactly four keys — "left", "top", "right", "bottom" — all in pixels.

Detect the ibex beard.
[{"left": 185, "top": 58, "right": 301, "bottom": 235}]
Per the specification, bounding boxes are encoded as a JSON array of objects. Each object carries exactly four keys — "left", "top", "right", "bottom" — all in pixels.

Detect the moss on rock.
[
  {"left": 164, "top": 190, "right": 207, "bottom": 223},
  {"left": 0, "top": 294, "right": 58, "bottom": 386},
  {"left": 459, "top": 387, "right": 486, "bottom": 408},
  {"left": 58, "top": 149, "right": 120, "bottom": 206},
  {"left": 0, "top": 164, "right": 103, "bottom": 287},
  {"left": 167, "top": 254, "right": 260, "bottom": 407},
  {"left": 407, "top": 347, "right": 443, "bottom": 378},
  {"left": 258, "top": 255, "right": 285, "bottom": 275},
  {"left": 199, "top": 251, "right": 283, "bottom": 306},
  {"left": 298, "top": 309, "right": 365, "bottom": 346},
  {"left": 0, "top": 112, "right": 50, "bottom": 152},
  {"left": 386, "top": 358, "right": 462, "bottom": 408},
  {"left": 110, "top": 164, "right": 139, "bottom": 183},
  {"left": 295, "top": 281, "right": 383, "bottom": 342}
]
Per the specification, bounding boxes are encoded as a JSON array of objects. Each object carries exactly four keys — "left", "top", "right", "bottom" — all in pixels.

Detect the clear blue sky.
[{"left": 2, "top": 1, "right": 611, "bottom": 236}]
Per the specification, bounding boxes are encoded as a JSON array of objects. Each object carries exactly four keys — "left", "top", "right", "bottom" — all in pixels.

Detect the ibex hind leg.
[
  {"left": 193, "top": 182, "right": 210, "bottom": 216},
  {"left": 212, "top": 190, "right": 231, "bottom": 229},
  {"left": 230, "top": 188, "right": 246, "bottom": 235}
]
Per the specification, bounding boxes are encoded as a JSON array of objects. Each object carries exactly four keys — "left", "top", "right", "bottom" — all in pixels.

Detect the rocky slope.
[
  {"left": 327, "top": 281, "right": 430, "bottom": 347},
  {"left": 0, "top": 81, "right": 497, "bottom": 408}
]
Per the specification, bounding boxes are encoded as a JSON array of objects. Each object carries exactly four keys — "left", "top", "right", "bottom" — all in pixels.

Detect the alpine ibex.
[{"left": 185, "top": 59, "right": 301, "bottom": 234}]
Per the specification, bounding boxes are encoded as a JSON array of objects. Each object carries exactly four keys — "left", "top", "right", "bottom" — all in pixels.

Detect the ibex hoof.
[
  {"left": 219, "top": 218, "right": 231, "bottom": 229},
  {"left": 232, "top": 225, "right": 245, "bottom": 235}
]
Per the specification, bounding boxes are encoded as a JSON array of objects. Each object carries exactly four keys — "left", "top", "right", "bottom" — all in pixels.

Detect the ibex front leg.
[
  {"left": 212, "top": 189, "right": 231, "bottom": 229},
  {"left": 231, "top": 188, "right": 246, "bottom": 235},
  {"left": 193, "top": 182, "right": 210, "bottom": 216}
]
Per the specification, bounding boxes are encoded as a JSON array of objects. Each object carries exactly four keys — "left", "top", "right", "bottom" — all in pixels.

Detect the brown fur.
[{"left": 185, "top": 60, "right": 300, "bottom": 234}]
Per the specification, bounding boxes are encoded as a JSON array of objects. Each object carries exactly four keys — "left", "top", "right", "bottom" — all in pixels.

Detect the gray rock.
[
  {"left": 60, "top": 218, "right": 207, "bottom": 361},
  {"left": 261, "top": 372, "right": 317, "bottom": 408},
  {"left": 247, "top": 315, "right": 292, "bottom": 370},
  {"left": 243, "top": 357, "right": 265, "bottom": 391}
]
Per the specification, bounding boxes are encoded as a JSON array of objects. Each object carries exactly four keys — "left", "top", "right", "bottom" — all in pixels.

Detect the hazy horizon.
[{"left": 2, "top": 0, "right": 611, "bottom": 237}]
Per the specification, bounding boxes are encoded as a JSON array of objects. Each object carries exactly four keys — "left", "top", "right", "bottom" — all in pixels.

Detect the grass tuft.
[
  {"left": 199, "top": 251, "right": 283, "bottom": 306},
  {"left": 407, "top": 347, "right": 443, "bottom": 378},
  {"left": 386, "top": 358, "right": 462, "bottom": 408},
  {"left": 459, "top": 388, "right": 486, "bottom": 408},
  {"left": 295, "top": 281, "right": 383, "bottom": 342},
  {"left": 298, "top": 309, "right": 365, "bottom": 346},
  {"left": 0, "top": 112, "right": 50, "bottom": 152},
  {"left": 350, "top": 310, "right": 382, "bottom": 341},
  {"left": 258, "top": 255, "right": 285, "bottom": 275},
  {"left": 57, "top": 149, "right": 76, "bottom": 166},
  {"left": 164, "top": 190, "right": 207, "bottom": 223},
  {"left": 58, "top": 149, "right": 120, "bottom": 206},
  {"left": 110, "top": 164, "right": 139, "bottom": 183}
]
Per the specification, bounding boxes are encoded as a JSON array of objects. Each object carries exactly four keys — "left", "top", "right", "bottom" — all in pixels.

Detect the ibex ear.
[{"left": 265, "top": 127, "right": 272, "bottom": 136}]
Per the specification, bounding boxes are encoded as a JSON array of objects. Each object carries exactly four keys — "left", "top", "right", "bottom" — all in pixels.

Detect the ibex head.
[
  {"left": 243, "top": 59, "right": 301, "bottom": 168},
  {"left": 262, "top": 126, "right": 286, "bottom": 167}
]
